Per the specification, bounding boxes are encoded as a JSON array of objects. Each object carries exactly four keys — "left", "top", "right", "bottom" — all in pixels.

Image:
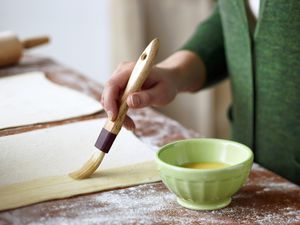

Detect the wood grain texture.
[
  {"left": 0, "top": 31, "right": 22, "bottom": 67},
  {"left": 104, "top": 38, "right": 159, "bottom": 135},
  {"left": 0, "top": 56, "right": 299, "bottom": 224},
  {"left": 22, "top": 36, "right": 49, "bottom": 49},
  {"left": 0, "top": 32, "right": 49, "bottom": 68},
  {"left": 0, "top": 55, "right": 103, "bottom": 137}
]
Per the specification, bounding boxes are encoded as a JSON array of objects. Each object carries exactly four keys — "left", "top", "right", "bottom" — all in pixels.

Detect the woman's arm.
[{"left": 101, "top": 50, "right": 206, "bottom": 130}]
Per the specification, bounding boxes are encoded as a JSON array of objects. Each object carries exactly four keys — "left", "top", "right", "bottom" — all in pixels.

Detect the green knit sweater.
[{"left": 182, "top": 0, "right": 300, "bottom": 184}]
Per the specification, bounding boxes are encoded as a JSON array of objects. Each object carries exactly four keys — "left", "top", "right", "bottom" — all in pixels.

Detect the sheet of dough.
[
  {"left": 0, "top": 72, "right": 102, "bottom": 129},
  {"left": 0, "top": 119, "right": 160, "bottom": 211}
]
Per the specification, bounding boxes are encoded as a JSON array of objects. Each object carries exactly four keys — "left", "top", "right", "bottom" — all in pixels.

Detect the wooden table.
[{"left": 0, "top": 56, "right": 299, "bottom": 225}]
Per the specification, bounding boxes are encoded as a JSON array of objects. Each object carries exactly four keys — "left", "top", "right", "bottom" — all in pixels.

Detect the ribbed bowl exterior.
[
  {"left": 158, "top": 163, "right": 251, "bottom": 204},
  {"left": 155, "top": 138, "right": 253, "bottom": 207}
]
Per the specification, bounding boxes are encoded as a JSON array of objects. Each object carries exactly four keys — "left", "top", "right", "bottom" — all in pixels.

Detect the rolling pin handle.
[{"left": 22, "top": 36, "right": 50, "bottom": 49}]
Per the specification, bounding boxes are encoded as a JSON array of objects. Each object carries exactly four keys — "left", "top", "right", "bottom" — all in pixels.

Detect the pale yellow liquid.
[{"left": 181, "top": 162, "right": 229, "bottom": 169}]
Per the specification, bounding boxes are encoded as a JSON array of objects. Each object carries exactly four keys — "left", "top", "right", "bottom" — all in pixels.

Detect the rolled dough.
[
  {"left": 0, "top": 119, "right": 160, "bottom": 211},
  {"left": 0, "top": 71, "right": 102, "bottom": 130}
]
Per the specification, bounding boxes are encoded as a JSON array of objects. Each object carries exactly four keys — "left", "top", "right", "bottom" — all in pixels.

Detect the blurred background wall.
[
  {"left": 0, "top": 0, "right": 111, "bottom": 84},
  {"left": 0, "top": 0, "right": 231, "bottom": 138},
  {"left": 111, "top": 0, "right": 231, "bottom": 138}
]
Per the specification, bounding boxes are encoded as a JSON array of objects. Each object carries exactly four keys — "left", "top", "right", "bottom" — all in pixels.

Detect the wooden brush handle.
[{"left": 104, "top": 38, "right": 159, "bottom": 134}]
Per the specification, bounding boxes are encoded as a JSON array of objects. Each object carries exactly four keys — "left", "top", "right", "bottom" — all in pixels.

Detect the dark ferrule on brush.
[{"left": 95, "top": 128, "right": 117, "bottom": 153}]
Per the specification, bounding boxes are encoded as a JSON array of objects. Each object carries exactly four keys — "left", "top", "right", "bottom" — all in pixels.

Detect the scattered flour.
[
  {"left": 130, "top": 108, "right": 201, "bottom": 150},
  {"left": 251, "top": 163, "right": 266, "bottom": 172},
  {"left": 0, "top": 182, "right": 299, "bottom": 225},
  {"left": 0, "top": 100, "right": 299, "bottom": 224}
]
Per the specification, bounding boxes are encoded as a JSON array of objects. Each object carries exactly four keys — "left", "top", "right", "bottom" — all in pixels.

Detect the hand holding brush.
[{"left": 70, "top": 38, "right": 159, "bottom": 179}]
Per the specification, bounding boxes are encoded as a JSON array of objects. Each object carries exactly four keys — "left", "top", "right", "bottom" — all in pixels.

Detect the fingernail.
[
  {"left": 107, "top": 111, "right": 113, "bottom": 120},
  {"left": 131, "top": 95, "right": 140, "bottom": 107}
]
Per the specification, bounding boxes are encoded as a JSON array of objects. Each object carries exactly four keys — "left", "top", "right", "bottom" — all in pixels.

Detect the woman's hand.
[
  {"left": 101, "top": 50, "right": 206, "bottom": 130},
  {"left": 101, "top": 62, "right": 178, "bottom": 130}
]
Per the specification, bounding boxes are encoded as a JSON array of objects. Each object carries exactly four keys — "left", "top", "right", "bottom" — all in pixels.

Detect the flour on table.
[{"left": 1, "top": 182, "right": 299, "bottom": 225}]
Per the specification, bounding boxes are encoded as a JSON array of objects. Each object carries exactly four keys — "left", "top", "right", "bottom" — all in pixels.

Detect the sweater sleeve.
[{"left": 181, "top": 4, "right": 227, "bottom": 87}]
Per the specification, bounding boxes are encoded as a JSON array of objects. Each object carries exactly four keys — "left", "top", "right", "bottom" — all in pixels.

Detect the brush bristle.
[{"left": 69, "top": 150, "right": 105, "bottom": 179}]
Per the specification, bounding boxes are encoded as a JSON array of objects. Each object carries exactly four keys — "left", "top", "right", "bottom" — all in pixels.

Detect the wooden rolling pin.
[{"left": 0, "top": 31, "right": 49, "bottom": 68}]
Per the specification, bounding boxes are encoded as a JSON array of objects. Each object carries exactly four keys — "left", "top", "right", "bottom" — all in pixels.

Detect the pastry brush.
[{"left": 69, "top": 38, "right": 159, "bottom": 179}]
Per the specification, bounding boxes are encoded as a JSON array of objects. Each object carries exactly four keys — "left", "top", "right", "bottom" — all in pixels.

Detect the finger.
[
  {"left": 100, "top": 94, "right": 104, "bottom": 107},
  {"left": 127, "top": 82, "right": 173, "bottom": 108},
  {"left": 123, "top": 115, "right": 136, "bottom": 131},
  {"left": 126, "top": 86, "right": 156, "bottom": 108},
  {"left": 111, "top": 61, "right": 135, "bottom": 83},
  {"left": 102, "top": 81, "right": 120, "bottom": 120},
  {"left": 102, "top": 62, "right": 135, "bottom": 120},
  {"left": 141, "top": 67, "right": 159, "bottom": 89}
]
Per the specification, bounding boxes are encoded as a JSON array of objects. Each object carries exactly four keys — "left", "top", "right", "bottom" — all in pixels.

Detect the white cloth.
[{"left": 248, "top": 0, "right": 260, "bottom": 19}]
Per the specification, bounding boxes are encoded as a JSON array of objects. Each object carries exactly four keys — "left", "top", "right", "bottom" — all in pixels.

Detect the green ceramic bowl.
[{"left": 155, "top": 138, "right": 253, "bottom": 210}]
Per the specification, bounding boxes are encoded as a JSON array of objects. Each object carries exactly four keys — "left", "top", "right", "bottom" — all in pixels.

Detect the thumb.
[{"left": 127, "top": 83, "right": 168, "bottom": 108}]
